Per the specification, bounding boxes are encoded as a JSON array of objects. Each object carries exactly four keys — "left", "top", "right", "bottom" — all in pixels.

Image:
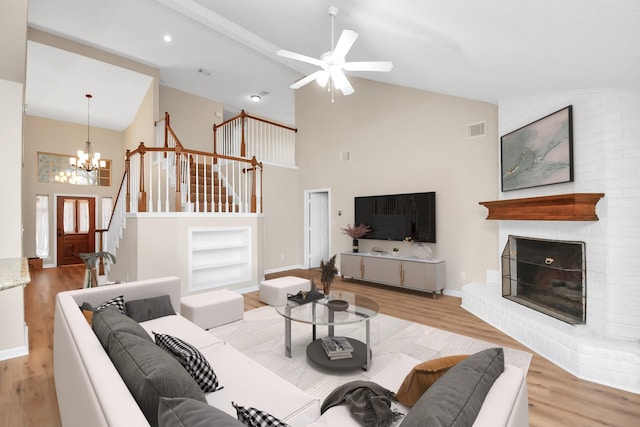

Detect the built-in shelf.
[{"left": 479, "top": 193, "right": 605, "bottom": 221}]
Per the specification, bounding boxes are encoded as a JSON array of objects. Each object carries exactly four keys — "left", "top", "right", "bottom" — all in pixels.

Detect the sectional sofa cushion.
[
  {"left": 92, "top": 307, "right": 153, "bottom": 349},
  {"left": 396, "top": 354, "right": 469, "bottom": 407},
  {"left": 158, "top": 397, "right": 243, "bottom": 427},
  {"left": 154, "top": 332, "right": 223, "bottom": 393},
  {"left": 399, "top": 348, "right": 504, "bottom": 427},
  {"left": 126, "top": 295, "right": 176, "bottom": 322},
  {"left": 108, "top": 330, "right": 206, "bottom": 427}
]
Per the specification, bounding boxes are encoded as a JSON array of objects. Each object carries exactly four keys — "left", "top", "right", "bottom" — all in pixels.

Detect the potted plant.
[
  {"left": 340, "top": 224, "right": 371, "bottom": 253},
  {"left": 320, "top": 254, "right": 338, "bottom": 295},
  {"left": 78, "top": 251, "right": 116, "bottom": 288},
  {"left": 392, "top": 247, "right": 400, "bottom": 256}
]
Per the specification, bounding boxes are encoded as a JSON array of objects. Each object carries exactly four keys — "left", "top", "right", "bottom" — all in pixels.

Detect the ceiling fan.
[{"left": 277, "top": 6, "right": 393, "bottom": 97}]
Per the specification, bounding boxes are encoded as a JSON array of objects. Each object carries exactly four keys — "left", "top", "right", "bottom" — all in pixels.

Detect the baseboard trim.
[
  {"left": 0, "top": 325, "right": 29, "bottom": 361},
  {"left": 264, "top": 264, "right": 306, "bottom": 275}
]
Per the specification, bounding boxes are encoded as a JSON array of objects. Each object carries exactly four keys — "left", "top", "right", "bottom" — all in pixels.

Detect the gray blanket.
[{"left": 321, "top": 380, "right": 404, "bottom": 427}]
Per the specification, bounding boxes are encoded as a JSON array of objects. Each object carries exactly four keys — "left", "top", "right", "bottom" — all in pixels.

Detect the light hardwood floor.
[{"left": 1, "top": 265, "right": 638, "bottom": 426}]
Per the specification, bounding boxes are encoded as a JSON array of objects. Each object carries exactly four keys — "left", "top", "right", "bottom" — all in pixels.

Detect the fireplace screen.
[{"left": 502, "top": 235, "right": 586, "bottom": 324}]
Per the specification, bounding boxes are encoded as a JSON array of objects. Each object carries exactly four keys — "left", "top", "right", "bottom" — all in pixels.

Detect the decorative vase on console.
[
  {"left": 340, "top": 224, "right": 371, "bottom": 253},
  {"left": 412, "top": 242, "right": 432, "bottom": 259},
  {"left": 320, "top": 254, "right": 338, "bottom": 295}
]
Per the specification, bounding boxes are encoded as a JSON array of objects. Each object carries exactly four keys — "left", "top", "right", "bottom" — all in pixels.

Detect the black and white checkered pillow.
[
  {"left": 95, "top": 295, "right": 125, "bottom": 314},
  {"left": 154, "top": 332, "right": 223, "bottom": 393},
  {"left": 232, "top": 402, "right": 290, "bottom": 427}
]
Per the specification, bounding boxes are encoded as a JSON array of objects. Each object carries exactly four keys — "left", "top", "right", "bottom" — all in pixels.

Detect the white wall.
[
  {"left": 499, "top": 89, "right": 640, "bottom": 341},
  {"left": 295, "top": 77, "right": 499, "bottom": 292}
]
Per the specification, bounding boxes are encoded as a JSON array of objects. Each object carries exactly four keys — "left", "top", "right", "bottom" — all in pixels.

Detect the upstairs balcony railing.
[{"left": 213, "top": 110, "right": 297, "bottom": 167}]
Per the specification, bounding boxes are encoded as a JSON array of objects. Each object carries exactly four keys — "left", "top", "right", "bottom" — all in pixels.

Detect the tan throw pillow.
[
  {"left": 396, "top": 355, "right": 469, "bottom": 407},
  {"left": 82, "top": 309, "right": 94, "bottom": 325}
]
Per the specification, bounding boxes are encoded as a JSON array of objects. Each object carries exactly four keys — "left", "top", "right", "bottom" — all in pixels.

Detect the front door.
[{"left": 56, "top": 196, "right": 95, "bottom": 266}]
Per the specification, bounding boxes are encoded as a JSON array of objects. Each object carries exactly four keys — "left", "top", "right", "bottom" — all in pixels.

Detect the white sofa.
[{"left": 54, "top": 276, "right": 529, "bottom": 427}]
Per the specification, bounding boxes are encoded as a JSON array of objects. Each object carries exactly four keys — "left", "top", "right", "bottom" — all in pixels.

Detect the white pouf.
[
  {"left": 181, "top": 289, "right": 244, "bottom": 330},
  {"left": 259, "top": 276, "right": 311, "bottom": 306}
]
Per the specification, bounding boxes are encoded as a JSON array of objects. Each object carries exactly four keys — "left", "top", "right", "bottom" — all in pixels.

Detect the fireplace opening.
[{"left": 502, "top": 235, "right": 586, "bottom": 324}]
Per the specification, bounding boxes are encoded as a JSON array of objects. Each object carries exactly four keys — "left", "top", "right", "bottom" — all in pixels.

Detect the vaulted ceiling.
[{"left": 26, "top": 0, "right": 640, "bottom": 130}]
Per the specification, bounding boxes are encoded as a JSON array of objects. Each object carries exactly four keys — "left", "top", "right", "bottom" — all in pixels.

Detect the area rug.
[{"left": 210, "top": 306, "right": 532, "bottom": 400}]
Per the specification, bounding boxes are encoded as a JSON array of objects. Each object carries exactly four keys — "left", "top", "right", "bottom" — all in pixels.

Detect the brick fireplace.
[{"left": 463, "top": 89, "right": 640, "bottom": 394}]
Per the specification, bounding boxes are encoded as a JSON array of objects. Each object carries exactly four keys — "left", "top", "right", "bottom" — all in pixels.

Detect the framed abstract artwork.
[{"left": 501, "top": 106, "right": 574, "bottom": 192}]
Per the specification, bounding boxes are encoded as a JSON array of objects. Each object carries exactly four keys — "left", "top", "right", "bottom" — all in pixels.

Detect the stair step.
[
  {"left": 193, "top": 202, "right": 239, "bottom": 213},
  {"left": 190, "top": 194, "right": 233, "bottom": 203},
  {"left": 190, "top": 184, "right": 227, "bottom": 195}
]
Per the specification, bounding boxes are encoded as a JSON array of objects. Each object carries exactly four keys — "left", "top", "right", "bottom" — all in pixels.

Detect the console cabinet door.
[
  {"left": 340, "top": 254, "right": 362, "bottom": 279},
  {"left": 364, "top": 257, "right": 402, "bottom": 286},
  {"left": 402, "top": 261, "right": 445, "bottom": 292}
]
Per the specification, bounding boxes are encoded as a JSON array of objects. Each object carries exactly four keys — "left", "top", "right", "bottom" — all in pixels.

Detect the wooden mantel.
[{"left": 479, "top": 193, "right": 605, "bottom": 221}]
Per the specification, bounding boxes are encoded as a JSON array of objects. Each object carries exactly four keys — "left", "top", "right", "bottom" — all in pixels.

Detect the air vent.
[
  {"left": 466, "top": 121, "right": 486, "bottom": 139},
  {"left": 340, "top": 151, "right": 351, "bottom": 162}
]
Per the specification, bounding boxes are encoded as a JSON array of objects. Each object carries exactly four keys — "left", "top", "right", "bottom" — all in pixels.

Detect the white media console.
[{"left": 340, "top": 252, "right": 445, "bottom": 298}]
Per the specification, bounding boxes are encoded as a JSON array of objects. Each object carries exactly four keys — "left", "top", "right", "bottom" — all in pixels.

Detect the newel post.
[
  {"left": 212, "top": 122, "right": 218, "bottom": 165},
  {"left": 137, "top": 142, "right": 147, "bottom": 212},
  {"left": 163, "top": 112, "right": 170, "bottom": 158},
  {"left": 250, "top": 156, "right": 259, "bottom": 213},
  {"left": 240, "top": 110, "right": 247, "bottom": 158},
  {"left": 125, "top": 150, "right": 131, "bottom": 212},
  {"left": 174, "top": 143, "right": 183, "bottom": 212}
]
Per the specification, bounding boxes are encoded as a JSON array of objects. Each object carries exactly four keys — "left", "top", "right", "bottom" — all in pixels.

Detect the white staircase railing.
[{"left": 214, "top": 110, "right": 297, "bottom": 167}]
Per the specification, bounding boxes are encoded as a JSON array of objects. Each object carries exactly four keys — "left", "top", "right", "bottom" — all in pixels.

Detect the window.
[
  {"left": 35, "top": 195, "right": 49, "bottom": 258},
  {"left": 37, "top": 152, "right": 111, "bottom": 186}
]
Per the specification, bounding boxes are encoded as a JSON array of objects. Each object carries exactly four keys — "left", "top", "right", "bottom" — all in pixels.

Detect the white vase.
[{"left": 412, "top": 243, "right": 432, "bottom": 259}]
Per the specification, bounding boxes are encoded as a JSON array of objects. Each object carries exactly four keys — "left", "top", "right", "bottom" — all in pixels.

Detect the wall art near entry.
[{"left": 501, "top": 106, "right": 573, "bottom": 192}]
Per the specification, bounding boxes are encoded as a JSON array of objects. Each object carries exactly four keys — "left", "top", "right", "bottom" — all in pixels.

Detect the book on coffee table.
[{"left": 321, "top": 336, "right": 354, "bottom": 359}]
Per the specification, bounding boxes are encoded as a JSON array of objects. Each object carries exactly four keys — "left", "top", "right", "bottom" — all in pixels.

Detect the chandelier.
[{"left": 70, "top": 94, "right": 104, "bottom": 172}]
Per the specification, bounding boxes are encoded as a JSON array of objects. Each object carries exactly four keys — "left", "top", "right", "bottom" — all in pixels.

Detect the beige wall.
[
  {"left": 124, "top": 83, "right": 155, "bottom": 152},
  {"left": 159, "top": 85, "right": 224, "bottom": 152},
  {"left": 0, "top": 0, "right": 27, "bottom": 258},
  {"left": 261, "top": 164, "right": 302, "bottom": 270},
  {"left": 22, "top": 116, "right": 125, "bottom": 263},
  {"left": 295, "top": 77, "right": 499, "bottom": 292}
]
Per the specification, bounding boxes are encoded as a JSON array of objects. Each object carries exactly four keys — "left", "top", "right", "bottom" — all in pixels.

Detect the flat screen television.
[{"left": 354, "top": 192, "right": 436, "bottom": 243}]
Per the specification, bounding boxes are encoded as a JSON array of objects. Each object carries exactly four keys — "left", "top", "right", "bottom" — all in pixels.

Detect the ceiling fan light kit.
[{"left": 277, "top": 6, "right": 392, "bottom": 100}]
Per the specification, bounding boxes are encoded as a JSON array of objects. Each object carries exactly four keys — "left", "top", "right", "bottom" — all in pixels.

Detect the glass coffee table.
[{"left": 275, "top": 291, "right": 380, "bottom": 371}]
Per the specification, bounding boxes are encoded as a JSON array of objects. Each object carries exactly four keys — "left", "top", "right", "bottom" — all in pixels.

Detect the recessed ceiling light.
[
  {"left": 250, "top": 95, "right": 261, "bottom": 102},
  {"left": 163, "top": 34, "right": 172, "bottom": 42}
]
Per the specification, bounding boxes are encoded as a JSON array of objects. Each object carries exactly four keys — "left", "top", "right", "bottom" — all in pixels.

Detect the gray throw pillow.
[
  {"left": 399, "top": 347, "right": 505, "bottom": 427},
  {"left": 108, "top": 330, "right": 206, "bottom": 427},
  {"left": 125, "top": 295, "right": 176, "bottom": 322},
  {"left": 92, "top": 307, "right": 152, "bottom": 349},
  {"left": 158, "top": 397, "right": 244, "bottom": 427}
]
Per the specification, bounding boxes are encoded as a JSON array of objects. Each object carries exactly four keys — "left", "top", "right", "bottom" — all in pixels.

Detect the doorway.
[
  {"left": 56, "top": 196, "right": 96, "bottom": 266},
  {"left": 304, "top": 189, "right": 330, "bottom": 269}
]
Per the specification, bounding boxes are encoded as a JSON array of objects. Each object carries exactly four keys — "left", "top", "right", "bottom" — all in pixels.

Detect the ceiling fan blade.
[
  {"left": 277, "top": 49, "right": 325, "bottom": 67},
  {"left": 332, "top": 30, "right": 358, "bottom": 62},
  {"left": 331, "top": 68, "right": 355, "bottom": 96},
  {"left": 343, "top": 61, "right": 393, "bottom": 72},
  {"left": 290, "top": 70, "right": 326, "bottom": 89}
]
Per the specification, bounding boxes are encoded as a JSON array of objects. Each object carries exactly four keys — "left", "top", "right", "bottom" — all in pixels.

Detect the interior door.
[
  {"left": 307, "top": 191, "right": 330, "bottom": 268},
  {"left": 56, "top": 196, "right": 95, "bottom": 266}
]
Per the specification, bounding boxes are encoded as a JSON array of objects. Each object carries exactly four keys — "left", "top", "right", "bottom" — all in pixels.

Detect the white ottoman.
[
  {"left": 259, "top": 276, "right": 311, "bottom": 306},
  {"left": 181, "top": 289, "right": 244, "bottom": 330}
]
